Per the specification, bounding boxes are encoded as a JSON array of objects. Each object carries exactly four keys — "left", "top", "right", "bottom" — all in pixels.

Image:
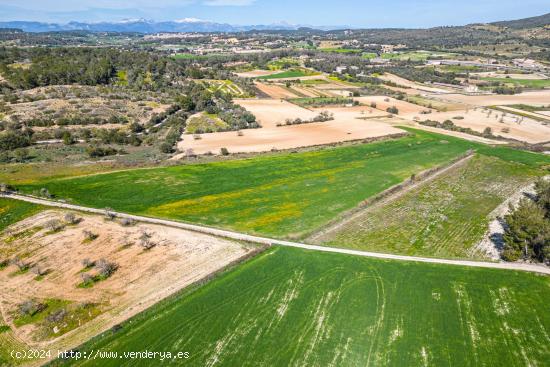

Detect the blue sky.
[{"left": 0, "top": 0, "right": 548, "bottom": 27}]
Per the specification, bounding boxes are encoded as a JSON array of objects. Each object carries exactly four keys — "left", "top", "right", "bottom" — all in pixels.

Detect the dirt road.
[{"left": 2, "top": 193, "right": 549, "bottom": 275}]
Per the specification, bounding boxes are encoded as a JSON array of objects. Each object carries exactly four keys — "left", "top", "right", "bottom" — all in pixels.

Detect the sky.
[{"left": 0, "top": 0, "right": 548, "bottom": 28}]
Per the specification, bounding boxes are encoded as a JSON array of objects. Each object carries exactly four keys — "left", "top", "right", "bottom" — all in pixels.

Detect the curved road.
[{"left": 2, "top": 193, "right": 549, "bottom": 275}]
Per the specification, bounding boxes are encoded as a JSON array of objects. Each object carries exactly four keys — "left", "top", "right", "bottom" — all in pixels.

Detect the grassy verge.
[{"left": 48, "top": 246, "right": 550, "bottom": 367}]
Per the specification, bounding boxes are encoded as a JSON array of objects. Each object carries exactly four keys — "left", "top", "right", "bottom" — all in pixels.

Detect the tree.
[
  {"left": 159, "top": 142, "right": 174, "bottom": 154},
  {"left": 386, "top": 106, "right": 399, "bottom": 114},
  {"left": 502, "top": 198, "right": 550, "bottom": 262},
  {"left": 45, "top": 219, "right": 63, "bottom": 232},
  {"left": 81, "top": 258, "right": 94, "bottom": 268},
  {"left": 96, "top": 259, "right": 118, "bottom": 277},
  {"left": 104, "top": 208, "right": 116, "bottom": 221},
  {"left": 83, "top": 230, "right": 98, "bottom": 241},
  {"left": 39, "top": 188, "right": 52, "bottom": 198},
  {"left": 19, "top": 300, "right": 46, "bottom": 316},
  {"left": 534, "top": 179, "right": 550, "bottom": 216},
  {"left": 11, "top": 256, "right": 28, "bottom": 271},
  {"left": 64, "top": 213, "right": 79, "bottom": 224},
  {"left": 139, "top": 231, "right": 156, "bottom": 250}
]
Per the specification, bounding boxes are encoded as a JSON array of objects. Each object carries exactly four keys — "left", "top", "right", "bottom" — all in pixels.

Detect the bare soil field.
[
  {"left": 314, "top": 105, "right": 390, "bottom": 119},
  {"left": 430, "top": 90, "right": 550, "bottom": 106},
  {"left": 176, "top": 119, "right": 402, "bottom": 155},
  {"left": 234, "top": 99, "right": 317, "bottom": 127},
  {"left": 0, "top": 210, "right": 250, "bottom": 352},
  {"left": 288, "top": 85, "right": 321, "bottom": 97},
  {"left": 355, "top": 96, "right": 429, "bottom": 114},
  {"left": 313, "top": 82, "right": 360, "bottom": 91},
  {"left": 175, "top": 97, "right": 404, "bottom": 155},
  {"left": 379, "top": 73, "right": 452, "bottom": 94},
  {"left": 496, "top": 106, "right": 550, "bottom": 121},
  {"left": 405, "top": 108, "right": 550, "bottom": 144},
  {"left": 254, "top": 82, "right": 299, "bottom": 99}
]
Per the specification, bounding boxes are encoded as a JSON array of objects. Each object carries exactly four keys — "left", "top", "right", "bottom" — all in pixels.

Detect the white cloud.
[{"left": 203, "top": 0, "right": 256, "bottom": 6}]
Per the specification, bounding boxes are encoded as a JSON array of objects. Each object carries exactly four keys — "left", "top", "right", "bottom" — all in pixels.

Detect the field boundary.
[
  {"left": 306, "top": 150, "right": 475, "bottom": 242},
  {"left": 1, "top": 193, "right": 549, "bottom": 275}
]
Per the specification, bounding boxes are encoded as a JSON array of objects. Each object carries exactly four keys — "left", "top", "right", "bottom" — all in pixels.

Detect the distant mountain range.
[
  {"left": 0, "top": 13, "right": 548, "bottom": 34},
  {"left": 0, "top": 18, "right": 334, "bottom": 33}
]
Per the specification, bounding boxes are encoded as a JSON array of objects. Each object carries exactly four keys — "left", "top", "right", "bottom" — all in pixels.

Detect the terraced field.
[
  {"left": 13, "top": 130, "right": 550, "bottom": 238},
  {"left": 311, "top": 155, "right": 540, "bottom": 259},
  {"left": 49, "top": 247, "right": 550, "bottom": 367}
]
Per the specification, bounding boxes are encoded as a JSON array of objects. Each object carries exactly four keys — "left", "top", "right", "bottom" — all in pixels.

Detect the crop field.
[
  {"left": 15, "top": 130, "right": 470, "bottom": 238},
  {"left": 49, "top": 246, "right": 550, "bottom": 367},
  {"left": 171, "top": 53, "right": 210, "bottom": 60},
  {"left": 13, "top": 129, "right": 550, "bottom": 239},
  {"left": 481, "top": 77, "right": 550, "bottom": 89},
  {"left": 256, "top": 69, "right": 317, "bottom": 80},
  {"left": 311, "top": 155, "right": 540, "bottom": 259},
  {"left": 0, "top": 198, "right": 42, "bottom": 231},
  {"left": 318, "top": 47, "right": 362, "bottom": 54}
]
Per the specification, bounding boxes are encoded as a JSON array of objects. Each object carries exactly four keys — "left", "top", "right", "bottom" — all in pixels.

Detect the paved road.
[{"left": 2, "top": 193, "right": 549, "bottom": 275}]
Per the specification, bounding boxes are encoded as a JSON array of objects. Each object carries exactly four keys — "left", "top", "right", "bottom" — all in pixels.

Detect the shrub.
[{"left": 386, "top": 106, "right": 399, "bottom": 114}]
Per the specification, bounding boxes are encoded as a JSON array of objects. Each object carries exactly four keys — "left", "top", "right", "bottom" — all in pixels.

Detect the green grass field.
[
  {"left": 0, "top": 198, "right": 42, "bottom": 232},
  {"left": 312, "top": 154, "right": 540, "bottom": 259},
  {"left": 171, "top": 53, "right": 210, "bottom": 60},
  {"left": 48, "top": 246, "right": 550, "bottom": 367},
  {"left": 12, "top": 129, "right": 550, "bottom": 239},
  {"left": 362, "top": 52, "right": 378, "bottom": 59},
  {"left": 318, "top": 47, "right": 362, "bottom": 54},
  {"left": 11, "top": 130, "right": 470, "bottom": 238},
  {"left": 481, "top": 77, "right": 550, "bottom": 89},
  {"left": 257, "top": 69, "right": 316, "bottom": 80}
]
